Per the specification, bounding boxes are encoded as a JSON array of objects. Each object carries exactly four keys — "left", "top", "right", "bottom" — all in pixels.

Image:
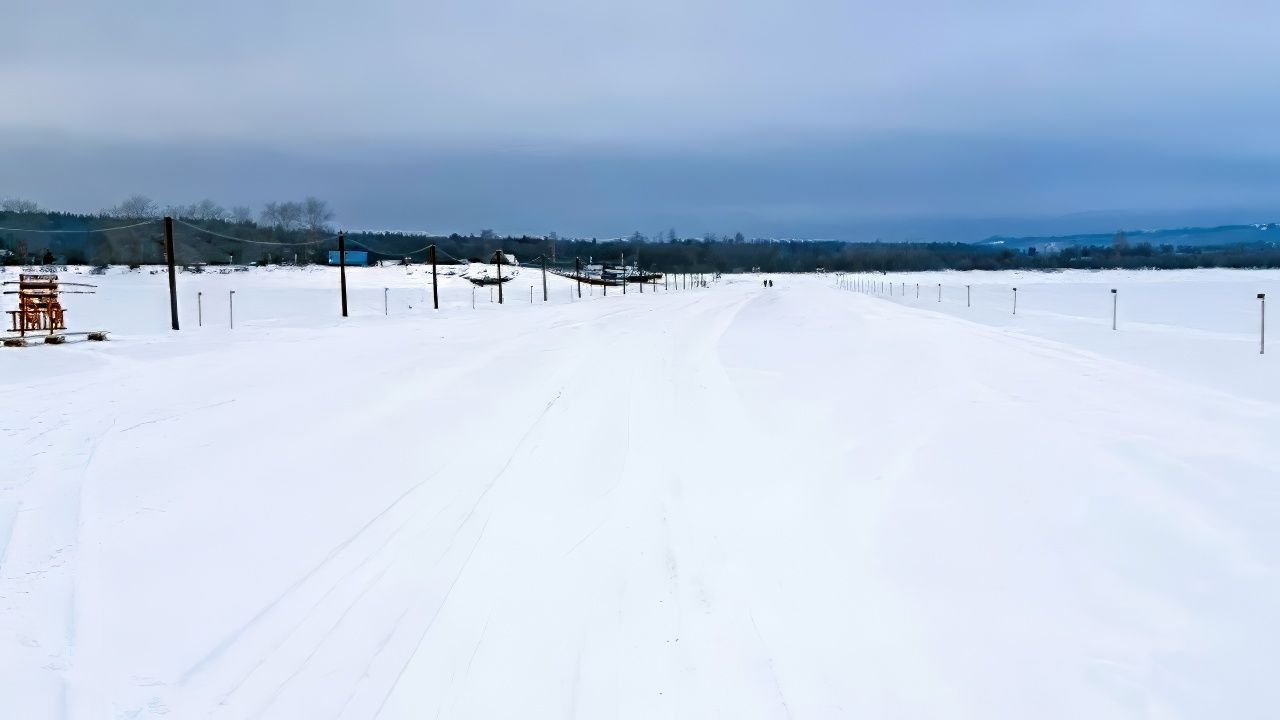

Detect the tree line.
[{"left": 3, "top": 197, "right": 1280, "bottom": 272}]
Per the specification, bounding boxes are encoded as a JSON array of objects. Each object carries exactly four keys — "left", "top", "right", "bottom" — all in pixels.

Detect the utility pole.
[
  {"left": 429, "top": 245, "right": 439, "bottom": 310},
  {"left": 541, "top": 256, "right": 548, "bottom": 302},
  {"left": 575, "top": 257, "right": 582, "bottom": 298},
  {"left": 338, "top": 231, "right": 349, "bottom": 317},
  {"left": 163, "top": 216, "right": 179, "bottom": 330},
  {"left": 621, "top": 252, "right": 626, "bottom": 295},
  {"left": 495, "top": 250, "right": 505, "bottom": 304}
]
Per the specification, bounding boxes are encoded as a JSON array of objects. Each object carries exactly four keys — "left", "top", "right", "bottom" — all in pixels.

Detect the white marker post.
[
  {"left": 1260, "top": 293, "right": 1267, "bottom": 354},
  {"left": 198, "top": 291, "right": 203, "bottom": 327},
  {"left": 229, "top": 290, "right": 235, "bottom": 329},
  {"left": 966, "top": 285, "right": 971, "bottom": 307},
  {"left": 1013, "top": 287, "right": 1018, "bottom": 315},
  {"left": 937, "top": 283, "right": 941, "bottom": 303},
  {"left": 384, "top": 287, "right": 389, "bottom": 316},
  {"left": 1111, "top": 289, "right": 1118, "bottom": 330}
]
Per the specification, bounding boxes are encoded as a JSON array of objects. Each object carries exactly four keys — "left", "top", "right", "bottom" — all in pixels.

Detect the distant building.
[{"left": 327, "top": 250, "right": 368, "bottom": 266}]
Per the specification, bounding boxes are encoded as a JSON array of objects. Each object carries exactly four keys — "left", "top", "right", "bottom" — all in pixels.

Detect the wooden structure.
[{"left": 3, "top": 273, "right": 96, "bottom": 337}]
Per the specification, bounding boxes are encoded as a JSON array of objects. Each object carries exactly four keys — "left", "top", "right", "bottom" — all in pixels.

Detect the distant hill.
[{"left": 977, "top": 223, "right": 1280, "bottom": 251}]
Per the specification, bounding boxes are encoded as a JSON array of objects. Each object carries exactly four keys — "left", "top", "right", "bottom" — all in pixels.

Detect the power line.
[
  {"left": 0, "top": 219, "right": 158, "bottom": 233},
  {"left": 342, "top": 236, "right": 435, "bottom": 256},
  {"left": 173, "top": 219, "right": 334, "bottom": 246}
]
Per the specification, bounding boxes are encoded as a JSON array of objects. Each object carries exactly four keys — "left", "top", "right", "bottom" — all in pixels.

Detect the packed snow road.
[{"left": 2, "top": 274, "right": 1277, "bottom": 719}]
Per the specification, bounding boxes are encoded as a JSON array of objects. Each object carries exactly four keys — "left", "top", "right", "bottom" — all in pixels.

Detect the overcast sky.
[{"left": 3, "top": 0, "right": 1278, "bottom": 240}]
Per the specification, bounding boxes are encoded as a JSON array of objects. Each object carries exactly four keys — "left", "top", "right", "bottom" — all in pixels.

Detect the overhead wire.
[
  {"left": 173, "top": 219, "right": 335, "bottom": 246},
  {"left": 342, "top": 236, "right": 435, "bottom": 256},
  {"left": 0, "top": 219, "right": 159, "bottom": 233}
]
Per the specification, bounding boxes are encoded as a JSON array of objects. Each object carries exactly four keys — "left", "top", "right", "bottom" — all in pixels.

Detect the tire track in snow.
[
  {"left": 750, "top": 611, "right": 794, "bottom": 720},
  {"left": 359, "top": 515, "right": 493, "bottom": 720},
  {"left": 179, "top": 471, "right": 444, "bottom": 686}
]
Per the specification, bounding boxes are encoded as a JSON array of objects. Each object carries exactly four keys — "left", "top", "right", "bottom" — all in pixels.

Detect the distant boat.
[
  {"left": 546, "top": 261, "right": 661, "bottom": 287},
  {"left": 462, "top": 252, "right": 520, "bottom": 285}
]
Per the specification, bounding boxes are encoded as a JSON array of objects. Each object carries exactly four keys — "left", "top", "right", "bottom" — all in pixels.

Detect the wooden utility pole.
[
  {"left": 541, "top": 256, "right": 548, "bottom": 302},
  {"left": 338, "top": 231, "right": 349, "bottom": 317},
  {"left": 429, "top": 245, "right": 439, "bottom": 310},
  {"left": 163, "top": 216, "right": 179, "bottom": 330},
  {"left": 495, "top": 250, "right": 504, "bottom": 304}
]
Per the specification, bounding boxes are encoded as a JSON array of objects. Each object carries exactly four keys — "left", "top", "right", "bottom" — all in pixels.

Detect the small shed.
[{"left": 328, "top": 250, "right": 369, "bottom": 266}]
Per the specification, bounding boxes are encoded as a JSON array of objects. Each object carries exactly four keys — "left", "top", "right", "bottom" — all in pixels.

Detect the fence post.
[
  {"left": 1111, "top": 289, "right": 1117, "bottom": 330},
  {"left": 429, "top": 245, "right": 439, "bottom": 310},
  {"left": 338, "top": 231, "right": 348, "bottom": 317},
  {"left": 937, "top": 283, "right": 941, "bottom": 302},
  {"left": 541, "top": 256, "right": 548, "bottom": 301},
  {"left": 575, "top": 257, "right": 582, "bottom": 298},
  {"left": 384, "top": 287, "right": 389, "bottom": 316},
  {"left": 197, "top": 291, "right": 202, "bottom": 327},
  {"left": 967, "top": 284, "right": 971, "bottom": 307},
  {"left": 1260, "top": 293, "right": 1267, "bottom": 354},
  {"left": 163, "top": 216, "right": 179, "bottom": 330},
  {"left": 229, "top": 290, "right": 235, "bottom": 329},
  {"left": 1013, "top": 287, "right": 1018, "bottom": 315},
  {"left": 530, "top": 285, "right": 534, "bottom": 304}
]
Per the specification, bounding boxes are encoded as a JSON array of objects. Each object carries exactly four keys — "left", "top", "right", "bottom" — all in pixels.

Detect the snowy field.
[{"left": 2, "top": 265, "right": 1278, "bottom": 719}]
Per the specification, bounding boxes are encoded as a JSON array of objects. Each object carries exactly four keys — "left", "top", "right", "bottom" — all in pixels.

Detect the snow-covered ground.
[{"left": 2, "top": 266, "right": 1278, "bottom": 719}]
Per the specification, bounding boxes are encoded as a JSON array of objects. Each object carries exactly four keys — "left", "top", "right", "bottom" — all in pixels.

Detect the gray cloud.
[{"left": 3, "top": 0, "right": 1279, "bottom": 238}]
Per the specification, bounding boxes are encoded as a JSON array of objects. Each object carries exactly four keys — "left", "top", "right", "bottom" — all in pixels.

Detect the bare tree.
[
  {"left": 230, "top": 206, "right": 253, "bottom": 224},
  {"left": 278, "top": 201, "right": 303, "bottom": 230},
  {"left": 105, "top": 194, "right": 159, "bottom": 219},
  {"left": 302, "top": 196, "right": 334, "bottom": 233},
  {"left": 261, "top": 201, "right": 304, "bottom": 230},
  {"left": 260, "top": 202, "right": 283, "bottom": 227},
  {"left": 189, "top": 199, "right": 227, "bottom": 221},
  {"left": 1, "top": 198, "right": 40, "bottom": 213}
]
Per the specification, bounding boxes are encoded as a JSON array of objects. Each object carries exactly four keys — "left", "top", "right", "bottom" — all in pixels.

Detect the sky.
[{"left": 2, "top": 0, "right": 1279, "bottom": 240}]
